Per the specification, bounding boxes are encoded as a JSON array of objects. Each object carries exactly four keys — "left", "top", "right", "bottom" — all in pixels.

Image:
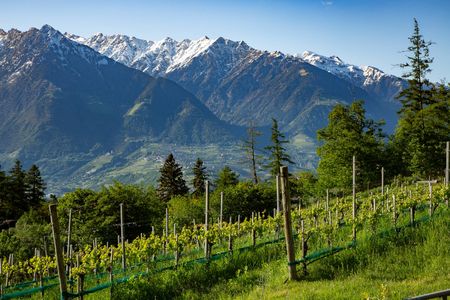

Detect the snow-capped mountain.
[
  {"left": 67, "top": 33, "right": 252, "bottom": 77},
  {"left": 68, "top": 32, "right": 404, "bottom": 96},
  {"left": 301, "top": 51, "right": 405, "bottom": 102}
]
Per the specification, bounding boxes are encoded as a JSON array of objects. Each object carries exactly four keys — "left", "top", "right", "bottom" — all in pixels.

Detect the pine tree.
[
  {"left": 25, "top": 164, "right": 46, "bottom": 208},
  {"left": 9, "top": 160, "right": 27, "bottom": 217},
  {"left": 215, "top": 166, "right": 239, "bottom": 191},
  {"left": 397, "top": 18, "right": 434, "bottom": 116},
  {"left": 242, "top": 124, "right": 262, "bottom": 184},
  {"left": 157, "top": 153, "right": 189, "bottom": 203},
  {"left": 192, "top": 158, "right": 207, "bottom": 197},
  {"left": 264, "top": 118, "right": 293, "bottom": 177},
  {"left": 393, "top": 18, "right": 449, "bottom": 178}
]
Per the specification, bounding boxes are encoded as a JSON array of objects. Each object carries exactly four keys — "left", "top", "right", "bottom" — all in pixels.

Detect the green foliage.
[
  {"left": 215, "top": 166, "right": 239, "bottom": 191},
  {"left": 0, "top": 160, "right": 46, "bottom": 223},
  {"left": 393, "top": 19, "right": 449, "bottom": 178},
  {"left": 292, "top": 171, "right": 318, "bottom": 207},
  {"left": 191, "top": 158, "right": 207, "bottom": 197},
  {"left": 264, "top": 118, "right": 293, "bottom": 177},
  {"left": 168, "top": 195, "right": 204, "bottom": 228},
  {"left": 157, "top": 153, "right": 189, "bottom": 203},
  {"left": 317, "top": 101, "right": 385, "bottom": 192},
  {"left": 14, "top": 210, "right": 51, "bottom": 258},
  {"left": 57, "top": 182, "right": 164, "bottom": 246},
  {"left": 210, "top": 181, "right": 276, "bottom": 219},
  {"left": 397, "top": 18, "right": 434, "bottom": 114},
  {"left": 25, "top": 164, "right": 46, "bottom": 209}
]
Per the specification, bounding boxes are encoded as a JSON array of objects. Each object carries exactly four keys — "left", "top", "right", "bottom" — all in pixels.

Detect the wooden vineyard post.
[
  {"left": 204, "top": 180, "right": 210, "bottom": 260},
  {"left": 392, "top": 195, "right": 397, "bottom": 229},
  {"left": 109, "top": 247, "right": 114, "bottom": 298},
  {"left": 175, "top": 234, "right": 179, "bottom": 267},
  {"left": 251, "top": 212, "right": 256, "bottom": 247},
  {"left": 0, "top": 257, "right": 2, "bottom": 297},
  {"left": 280, "top": 166, "right": 298, "bottom": 281},
  {"left": 66, "top": 208, "right": 72, "bottom": 275},
  {"left": 164, "top": 207, "right": 169, "bottom": 254},
  {"left": 301, "top": 219, "right": 307, "bottom": 275},
  {"left": 381, "top": 167, "right": 384, "bottom": 196},
  {"left": 237, "top": 215, "right": 241, "bottom": 232},
  {"left": 120, "top": 203, "right": 126, "bottom": 270},
  {"left": 446, "top": 141, "right": 449, "bottom": 207},
  {"left": 352, "top": 155, "right": 357, "bottom": 242},
  {"left": 429, "top": 181, "right": 433, "bottom": 217},
  {"left": 276, "top": 175, "right": 281, "bottom": 213},
  {"left": 228, "top": 216, "right": 233, "bottom": 252},
  {"left": 49, "top": 204, "right": 68, "bottom": 300},
  {"left": 76, "top": 254, "right": 84, "bottom": 300},
  {"left": 220, "top": 192, "right": 224, "bottom": 228}
]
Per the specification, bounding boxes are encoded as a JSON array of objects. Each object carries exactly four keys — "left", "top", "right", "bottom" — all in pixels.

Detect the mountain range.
[{"left": 0, "top": 25, "right": 406, "bottom": 194}]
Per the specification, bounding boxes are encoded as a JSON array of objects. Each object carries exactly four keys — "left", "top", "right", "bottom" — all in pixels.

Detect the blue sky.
[{"left": 1, "top": 0, "right": 449, "bottom": 81}]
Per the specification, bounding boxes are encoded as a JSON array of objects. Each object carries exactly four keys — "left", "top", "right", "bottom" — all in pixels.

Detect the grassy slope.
[{"left": 204, "top": 209, "right": 450, "bottom": 300}]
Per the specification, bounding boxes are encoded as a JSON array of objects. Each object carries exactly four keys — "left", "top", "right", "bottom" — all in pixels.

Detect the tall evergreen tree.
[
  {"left": 9, "top": 160, "right": 27, "bottom": 217},
  {"left": 397, "top": 18, "right": 434, "bottom": 116},
  {"left": 393, "top": 18, "right": 449, "bottom": 178},
  {"left": 317, "top": 101, "right": 385, "bottom": 191},
  {"left": 25, "top": 164, "right": 46, "bottom": 208},
  {"left": 215, "top": 166, "right": 239, "bottom": 191},
  {"left": 264, "top": 118, "right": 293, "bottom": 177},
  {"left": 157, "top": 153, "right": 189, "bottom": 203},
  {"left": 192, "top": 158, "right": 207, "bottom": 197},
  {"left": 242, "top": 124, "right": 262, "bottom": 184}
]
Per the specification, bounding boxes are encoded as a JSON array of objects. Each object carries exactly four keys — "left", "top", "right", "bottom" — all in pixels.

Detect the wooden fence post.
[
  {"left": 220, "top": 192, "right": 224, "bottom": 228},
  {"left": 446, "top": 141, "right": 449, "bottom": 207},
  {"left": 120, "top": 203, "right": 126, "bottom": 270},
  {"left": 352, "top": 155, "right": 357, "bottom": 242},
  {"left": 204, "top": 180, "right": 210, "bottom": 260},
  {"left": 49, "top": 204, "right": 68, "bottom": 300},
  {"left": 276, "top": 175, "right": 281, "bottom": 213},
  {"left": 381, "top": 167, "right": 384, "bottom": 196},
  {"left": 280, "top": 166, "right": 298, "bottom": 281}
]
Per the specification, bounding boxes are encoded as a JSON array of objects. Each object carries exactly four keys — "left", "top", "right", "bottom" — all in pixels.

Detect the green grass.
[
  {"left": 110, "top": 207, "right": 449, "bottom": 300},
  {"left": 203, "top": 209, "right": 450, "bottom": 300}
]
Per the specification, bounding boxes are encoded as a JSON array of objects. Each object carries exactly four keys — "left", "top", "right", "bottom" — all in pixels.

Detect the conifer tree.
[
  {"left": 397, "top": 18, "right": 434, "bottom": 116},
  {"left": 393, "top": 18, "right": 449, "bottom": 177},
  {"left": 192, "top": 158, "right": 207, "bottom": 197},
  {"left": 9, "top": 160, "right": 27, "bottom": 216},
  {"left": 157, "top": 153, "right": 189, "bottom": 203},
  {"left": 215, "top": 166, "right": 239, "bottom": 191},
  {"left": 265, "top": 118, "right": 293, "bottom": 177},
  {"left": 25, "top": 164, "right": 46, "bottom": 208}
]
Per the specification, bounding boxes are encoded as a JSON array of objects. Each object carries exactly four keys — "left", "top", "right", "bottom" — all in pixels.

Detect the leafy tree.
[
  {"left": 58, "top": 183, "right": 164, "bottom": 246},
  {"left": 168, "top": 195, "right": 203, "bottom": 228},
  {"left": 317, "top": 101, "right": 385, "bottom": 192},
  {"left": 292, "top": 171, "right": 318, "bottom": 207},
  {"left": 242, "top": 124, "right": 262, "bottom": 184},
  {"left": 192, "top": 158, "right": 207, "bottom": 197},
  {"left": 157, "top": 153, "right": 189, "bottom": 203},
  {"left": 25, "top": 164, "right": 46, "bottom": 209},
  {"left": 265, "top": 118, "right": 293, "bottom": 177},
  {"left": 393, "top": 19, "right": 449, "bottom": 178},
  {"left": 215, "top": 166, "right": 239, "bottom": 191},
  {"left": 210, "top": 182, "right": 275, "bottom": 219}
]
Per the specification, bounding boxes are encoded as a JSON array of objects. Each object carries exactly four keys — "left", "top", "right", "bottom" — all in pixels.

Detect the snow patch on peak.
[
  {"left": 301, "top": 50, "right": 388, "bottom": 86},
  {"left": 167, "top": 36, "right": 215, "bottom": 72}
]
